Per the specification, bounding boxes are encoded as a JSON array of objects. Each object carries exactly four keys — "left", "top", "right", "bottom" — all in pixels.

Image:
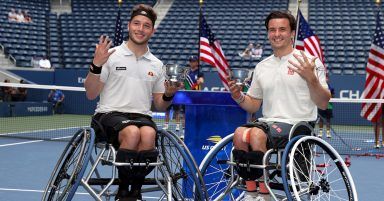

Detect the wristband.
[
  {"left": 233, "top": 92, "right": 245, "bottom": 104},
  {"left": 89, "top": 62, "right": 102, "bottom": 74},
  {"left": 162, "top": 94, "right": 174, "bottom": 101}
]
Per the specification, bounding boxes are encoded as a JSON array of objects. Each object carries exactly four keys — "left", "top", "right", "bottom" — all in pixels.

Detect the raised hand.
[
  {"left": 288, "top": 50, "right": 318, "bottom": 82},
  {"left": 92, "top": 35, "right": 116, "bottom": 67}
]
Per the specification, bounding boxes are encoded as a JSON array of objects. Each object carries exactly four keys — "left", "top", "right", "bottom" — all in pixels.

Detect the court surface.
[{"left": 1, "top": 134, "right": 383, "bottom": 201}]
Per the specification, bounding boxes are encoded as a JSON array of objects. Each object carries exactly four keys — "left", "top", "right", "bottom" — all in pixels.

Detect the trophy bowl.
[
  {"left": 163, "top": 64, "right": 187, "bottom": 83},
  {"left": 229, "top": 68, "right": 251, "bottom": 86}
]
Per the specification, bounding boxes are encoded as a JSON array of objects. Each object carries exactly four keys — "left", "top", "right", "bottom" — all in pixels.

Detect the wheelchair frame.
[
  {"left": 42, "top": 128, "right": 208, "bottom": 201},
  {"left": 198, "top": 121, "right": 358, "bottom": 201}
]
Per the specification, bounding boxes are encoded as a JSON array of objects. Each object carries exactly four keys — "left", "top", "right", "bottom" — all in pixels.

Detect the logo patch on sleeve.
[{"left": 116, "top": 67, "right": 127, "bottom": 70}]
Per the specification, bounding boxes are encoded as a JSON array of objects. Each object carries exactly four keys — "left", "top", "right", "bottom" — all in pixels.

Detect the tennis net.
[
  {"left": 0, "top": 83, "right": 92, "bottom": 141},
  {"left": 313, "top": 98, "right": 384, "bottom": 156},
  {"left": 0, "top": 82, "right": 383, "bottom": 156},
  {"left": 0, "top": 83, "right": 169, "bottom": 142}
]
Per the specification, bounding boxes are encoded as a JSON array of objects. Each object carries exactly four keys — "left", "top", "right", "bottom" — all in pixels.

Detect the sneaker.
[
  {"left": 163, "top": 123, "right": 168, "bottom": 130},
  {"left": 317, "top": 130, "right": 323, "bottom": 138},
  {"left": 242, "top": 191, "right": 267, "bottom": 201},
  {"left": 326, "top": 130, "right": 331, "bottom": 138},
  {"left": 175, "top": 124, "right": 180, "bottom": 131}
]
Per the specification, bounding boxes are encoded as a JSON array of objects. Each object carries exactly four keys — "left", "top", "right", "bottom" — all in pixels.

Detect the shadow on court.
[{"left": 0, "top": 137, "right": 383, "bottom": 200}]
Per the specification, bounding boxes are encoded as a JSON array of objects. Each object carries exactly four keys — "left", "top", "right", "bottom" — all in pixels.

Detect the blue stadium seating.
[
  {"left": 0, "top": 0, "right": 50, "bottom": 67},
  {"left": 309, "top": 0, "right": 382, "bottom": 74},
  {"left": 0, "top": 0, "right": 376, "bottom": 74},
  {"left": 152, "top": 0, "right": 288, "bottom": 68}
]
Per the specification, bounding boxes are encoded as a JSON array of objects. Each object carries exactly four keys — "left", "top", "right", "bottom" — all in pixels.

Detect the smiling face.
[
  {"left": 128, "top": 15, "right": 155, "bottom": 45},
  {"left": 267, "top": 18, "right": 295, "bottom": 51}
]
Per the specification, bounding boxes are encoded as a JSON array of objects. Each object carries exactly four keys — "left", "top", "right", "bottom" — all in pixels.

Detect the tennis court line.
[
  {"left": 0, "top": 136, "right": 71, "bottom": 147},
  {"left": 0, "top": 140, "right": 44, "bottom": 147},
  {"left": 0, "top": 187, "right": 87, "bottom": 195},
  {"left": 0, "top": 188, "right": 161, "bottom": 199},
  {"left": 0, "top": 126, "right": 83, "bottom": 136}
]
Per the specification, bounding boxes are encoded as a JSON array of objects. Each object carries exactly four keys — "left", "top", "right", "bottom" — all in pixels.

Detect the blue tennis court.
[{"left": 1, "top": 131, "right": 383, "bottom": 201}]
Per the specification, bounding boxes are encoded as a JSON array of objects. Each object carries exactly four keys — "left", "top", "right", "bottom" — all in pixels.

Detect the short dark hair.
[
  {"left": 264, "top": 10, "right": 296, "bottom": 31},
  {"left": 130, "top": 4, "right": 157, "bottom": 27}
]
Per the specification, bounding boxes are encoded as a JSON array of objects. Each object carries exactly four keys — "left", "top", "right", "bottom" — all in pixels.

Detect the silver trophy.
[
  {"left": 228, "top": 68, "right": 251, "bottom": 86},
  {"left": 163, "top": 64, "right": 187, "bottom": 83}
]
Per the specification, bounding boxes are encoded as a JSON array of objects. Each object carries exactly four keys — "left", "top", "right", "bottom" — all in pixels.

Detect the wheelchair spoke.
[
  {"left": 42, "top": 129, "right": 94, "bottom": 201},
  {"left": 283, "top": 136, "right": 357, "bottom": 201},
  {"left": 156, "top": 131, "right": 205, "bottom": 200}
]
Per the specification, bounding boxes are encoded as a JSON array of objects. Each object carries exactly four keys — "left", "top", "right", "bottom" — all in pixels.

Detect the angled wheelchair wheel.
[
  {"left": 198, "top": 134, "right": 244, "bottom": 201},
  {"left": 157, "top": 130, "right": 207, "bottom": 200},
  {"left": 42, "top": 128, "right": 95, "bottom": 201},
  {"left": 282, "top": 136, "right": 358, "bottom": 201}
]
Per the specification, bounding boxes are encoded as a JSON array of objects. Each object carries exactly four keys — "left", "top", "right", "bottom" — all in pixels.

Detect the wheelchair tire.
[
  {"left": 42, "top": 128, "right": 95, "bottom": 201},
  {"left": 198, "top": 134, "right": 245, "bottom": 201},
  {"left": 157, "top": 130, "right": 207, "bottom": 201},
  {"left": 281, "top": 135, "right": 358, "bottom": 201}
]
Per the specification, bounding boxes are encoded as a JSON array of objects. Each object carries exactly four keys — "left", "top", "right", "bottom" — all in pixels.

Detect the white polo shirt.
[
  {"left": 247, "top": 49, "right": 328, "bottom": 124},
  {"left": 95, "top": 42, "right": 165, "bottom": 116}
]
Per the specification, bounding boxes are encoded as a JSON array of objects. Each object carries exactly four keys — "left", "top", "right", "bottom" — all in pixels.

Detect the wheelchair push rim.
[
  {"left": 282, "top": 135, "right": 358, "bottom": 201},
  {"left": 198, "top": 134, "right": 244, "bottom": 201},
  {"left": 157, "top": 130, "right": 207, "bottom": 201},
  {"left": 42, "top": 128, "right": 95, "bottom": 201}
]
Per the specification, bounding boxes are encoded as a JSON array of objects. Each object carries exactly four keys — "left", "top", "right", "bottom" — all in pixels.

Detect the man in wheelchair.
[
  {"left": 228, "top": 10, "right": 331, "bottom": 201},
  {"left": 84, "top": 4, "right": 182, "bottom": 201}
]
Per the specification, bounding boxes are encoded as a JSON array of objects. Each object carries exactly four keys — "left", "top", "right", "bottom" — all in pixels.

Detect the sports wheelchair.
[
  {"left": 42, "top": 127, "right": 208, "bottom": 201},
  {"left": 197, "top": 121, "right": 358, "bottom": 201}
]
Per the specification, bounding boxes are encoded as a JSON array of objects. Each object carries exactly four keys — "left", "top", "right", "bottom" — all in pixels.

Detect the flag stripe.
[
  {"left": 295, "top": 10, "right": 325, "bottom": 66},
  {"left": 361, "top": 11, "right": 384, "bottom": 122},
  {"left": 199, "top": 15, "right": 230, "bottom": 90}
]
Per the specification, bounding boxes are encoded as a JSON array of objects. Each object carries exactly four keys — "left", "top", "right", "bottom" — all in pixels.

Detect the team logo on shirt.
[
  {"left": 116, "top": 67, "right": 126, "bottom": 70},
  {"left": 148, "top": 71, "right": 154, "bottom": 76}
]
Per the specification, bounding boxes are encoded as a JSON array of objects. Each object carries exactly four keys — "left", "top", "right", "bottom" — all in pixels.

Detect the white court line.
[
  {"left": 0, "top": 140, "right": 44, "bottom": 147},
  {"left": 0, "top": 188, "right": 161, "bottom": 199},
  {"left": 0, "top": 126, "right": 81, "bottom": 136},
  {"left": 0, "top": 187, "right": 87, "bottom": 195},
  {"left": 0, "top": 136, "right": 71, "bottom": 147}
]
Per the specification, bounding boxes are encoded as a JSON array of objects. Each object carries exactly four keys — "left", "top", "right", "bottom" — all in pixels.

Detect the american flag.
[
  {"left": 114, "top": 8, "right": 123, "bottom": 47},
  {"left": 295, "top": 9, "right": 325, "bottom": 64},
  {"left": 199, "top": 15, "right": 230, "bottom": 90},
  {"left": 360, "top": 11, "right": 384, "bottom": 122}
]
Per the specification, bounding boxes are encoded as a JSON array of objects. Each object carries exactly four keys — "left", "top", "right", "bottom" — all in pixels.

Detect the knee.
[
  {"left": 140, "top": 133, "right": 156, "bottom": 147},
  {"left": 140, "top": 131, "right": 156, "bottom": 141},
  {"left": 233, "top": 127, "right": 246, "bottom": 144},
  {"left": 119, "top": 126, "right": 140, "bottom": 142},
  {"left": 137, "top": 126, "right": 156, "bottom": 148},
  {"left": 249, "top": 128, "right": 267, "bottom": 142}
]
